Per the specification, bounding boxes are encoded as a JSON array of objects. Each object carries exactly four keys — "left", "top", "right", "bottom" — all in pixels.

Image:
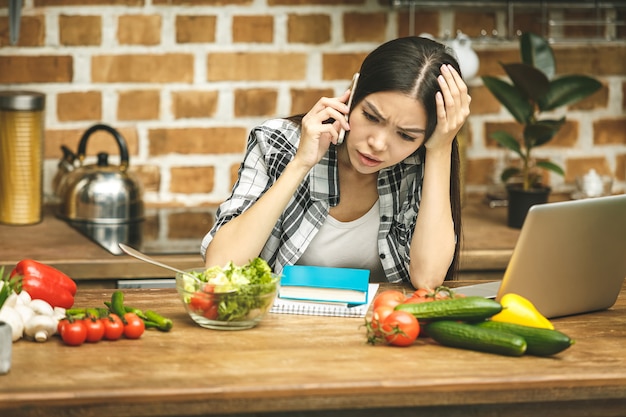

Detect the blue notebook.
[{"left": 278, "top": 265, "right": 370, "bottom": 305}]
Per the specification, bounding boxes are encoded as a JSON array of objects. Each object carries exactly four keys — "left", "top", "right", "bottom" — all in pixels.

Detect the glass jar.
[{"left": 0, "top": 91, "right": 46, "bottom": 225}]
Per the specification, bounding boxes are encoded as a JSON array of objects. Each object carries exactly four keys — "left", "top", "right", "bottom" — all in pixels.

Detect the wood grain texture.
[
  {"left": 1, "top": 281, "right": 625, "bottom": 417},
  {"left": 0, "top": 207, "right": 205, "bottom": 281}
]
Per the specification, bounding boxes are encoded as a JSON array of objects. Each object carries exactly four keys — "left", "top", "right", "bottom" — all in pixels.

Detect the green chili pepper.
[
  {"left": 123, "top": 305, "right": 148, "bottom": 320},
  {"left": 109, "top": 291, "right": 127, "bottom": 323},
  {"left": 144, "top": 309, "right": 173, "bottom": 332},
  {"left": 125, "top": 305, "right": 173, "bottom": 332},
  {"left": 65, "top": 307, "right": 88, "bottom": 319},
  {"left": 106, "top": 291, "right": 173, "bottom": 331}
]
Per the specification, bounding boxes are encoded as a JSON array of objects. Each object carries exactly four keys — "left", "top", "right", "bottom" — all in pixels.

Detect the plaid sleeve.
[{"left": 200, "top": 120, "right": 299, "bottom": 259}]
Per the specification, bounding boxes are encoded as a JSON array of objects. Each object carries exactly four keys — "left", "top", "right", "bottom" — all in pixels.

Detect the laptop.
[{"left": 456, "top": 194, "right": 626, "bottom": 318}]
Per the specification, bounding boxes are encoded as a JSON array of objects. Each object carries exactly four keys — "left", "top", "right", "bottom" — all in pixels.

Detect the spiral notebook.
[{"left": 270, "top": 283, "right": 379, "bottom": 318}]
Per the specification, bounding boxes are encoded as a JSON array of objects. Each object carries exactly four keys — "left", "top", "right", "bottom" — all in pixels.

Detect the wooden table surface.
[
  {"left": 2, "top": 281, "right": 625, "bottom": 417},
  {"left": 0, "top": 208, "right": 206, "bottom": 284}
]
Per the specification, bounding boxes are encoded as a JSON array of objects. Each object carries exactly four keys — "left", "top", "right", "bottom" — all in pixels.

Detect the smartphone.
[{"left": 337, "top": 72, "right": 360, "bottom": 145}]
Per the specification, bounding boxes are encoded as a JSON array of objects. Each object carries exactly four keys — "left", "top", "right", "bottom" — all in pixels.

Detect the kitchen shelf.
[{"left": 390, "top": 0, "right": 626, "bottom": 41}]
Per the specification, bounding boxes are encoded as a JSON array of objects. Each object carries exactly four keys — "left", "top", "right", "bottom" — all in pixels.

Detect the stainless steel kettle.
[{"left": 56, "top": 124, "right": 144, "bottom": 225}]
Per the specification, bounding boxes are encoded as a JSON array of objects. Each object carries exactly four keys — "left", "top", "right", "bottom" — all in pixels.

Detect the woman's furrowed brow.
[
  {"left": 400, "top": 126, "right": 426, "bottom": 135},
  {"left": 364, "top": 100, "right": 425, "bottom": 134}
]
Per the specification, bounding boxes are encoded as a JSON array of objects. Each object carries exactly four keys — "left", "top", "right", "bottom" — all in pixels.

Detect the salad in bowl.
[{"left": 176, "top": 257, "right": 279, "bottom": 330}]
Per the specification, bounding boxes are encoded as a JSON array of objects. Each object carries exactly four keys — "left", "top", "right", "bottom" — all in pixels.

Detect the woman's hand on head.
[
  {"left": 426, "top": 64, "right": 471, "bottom": 152},
  {"left": 295, "top": 91, "right": 351, "bottom": 169}
]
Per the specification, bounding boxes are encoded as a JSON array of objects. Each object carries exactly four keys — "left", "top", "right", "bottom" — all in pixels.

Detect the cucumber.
[
  {"left": 427, "top": 320, "right": 527, "bottom": 357},
  {"left": 475, "top": 320, "right": 574, "bottom": 356},
  {"left": 395, "top": 296, "right": 502, "bottom": 322}
]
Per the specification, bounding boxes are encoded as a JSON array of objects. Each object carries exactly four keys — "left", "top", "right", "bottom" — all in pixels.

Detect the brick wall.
[{"left": 1, "top": 0, "right": 625, "bottom": 209}]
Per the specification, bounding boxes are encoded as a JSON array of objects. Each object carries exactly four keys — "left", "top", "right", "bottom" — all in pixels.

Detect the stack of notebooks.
[{"left": 270, "top": 265, "right": 378, "bottom": 318}]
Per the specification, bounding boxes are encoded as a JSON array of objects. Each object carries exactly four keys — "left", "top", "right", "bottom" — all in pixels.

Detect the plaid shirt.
[{"left": 201, "top": 118, "right": 425, "bottom": 283}]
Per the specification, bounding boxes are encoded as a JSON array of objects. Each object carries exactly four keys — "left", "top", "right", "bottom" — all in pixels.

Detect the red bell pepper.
[{"left": 10, "top": 260, "right": 77, "bottom": 309}]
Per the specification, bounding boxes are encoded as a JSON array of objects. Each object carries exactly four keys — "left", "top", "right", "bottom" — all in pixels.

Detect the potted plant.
[{"left": 482, "top": 32, "right": 601, "bottom": 228}]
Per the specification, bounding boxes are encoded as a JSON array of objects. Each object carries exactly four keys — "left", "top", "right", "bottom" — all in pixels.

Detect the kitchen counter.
[
  {"left": 2, "top": 281, "right": 625, "bottom": 417},
  {"left": 0, "top": 197, "right": 518, "bottom": 285},
  {"left": 0, "top": 207, "right": 213, "bottom": 287}
]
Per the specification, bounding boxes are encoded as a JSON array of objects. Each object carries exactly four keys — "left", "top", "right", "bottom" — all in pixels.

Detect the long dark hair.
[
  {"left": 288, "top": 36, "right": 464, "bottom": 281},
  {"left": 354, "top": 37, "right": 463, "bottom": 281}
]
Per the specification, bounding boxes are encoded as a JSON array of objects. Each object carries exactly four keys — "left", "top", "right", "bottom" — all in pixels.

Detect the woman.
[{"left": 201, "top": 36, "right": 470, "bottom": 290}]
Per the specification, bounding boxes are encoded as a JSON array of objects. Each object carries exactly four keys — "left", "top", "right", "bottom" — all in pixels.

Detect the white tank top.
[{"left": 296, "top": 200, "right": 386, "bottom": 282}]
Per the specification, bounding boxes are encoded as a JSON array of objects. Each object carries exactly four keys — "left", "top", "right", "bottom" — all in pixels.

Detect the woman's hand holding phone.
[{"left": 297, "top": 90, "right": 350, "bottom": 170}]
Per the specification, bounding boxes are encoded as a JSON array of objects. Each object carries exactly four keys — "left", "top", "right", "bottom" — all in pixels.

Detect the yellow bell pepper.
[{"left": 491, "top": 293, "right": 554, "bottom": 330}]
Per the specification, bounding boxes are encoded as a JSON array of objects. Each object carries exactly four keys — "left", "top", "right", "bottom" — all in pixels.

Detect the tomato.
[
  {"left": 60, "top": 320, "right": 87, "bottom": 346},
  {"left": 57, "top": 318, "right": 68, "bottom": 335},
  {"left": 381, "top": 310, "right": 420, "bottom": 347},
  {"left": 189, "top": 291, "right": 218, "bottom": 320},
  {"left": 101, "top": 314, "right": 125, "bottom": 341},
  {"left": 404, "top": 287, "right": 458, "bottom": 305},
  {"left": 123, "top": 312, "right": 145, "bottom": 339},
  {"left": 404, "top": 295, "right": 433, "bottom": 304},
  {"left": 370, "top": 305, "right": 394, "bottom": 335},
  {"left": 412, "top": 288, "right": 431, "bottom": 299},
  {"left": 83, "top": 318, "right": 105, "bottom": 343},
  {"left": 203, "top": 304, "right": 219, "bottom": 320},
  {"left": 372, "top": 290, "right": 406, "bottom": 311},
  {"left": 188, "top": 292, "right": 210, "bottom": 312}
]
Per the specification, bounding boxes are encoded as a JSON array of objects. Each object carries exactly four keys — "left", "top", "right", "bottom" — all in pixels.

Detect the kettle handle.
[{"left": 77, "top": 124, "right": 130, "bottom": 171}]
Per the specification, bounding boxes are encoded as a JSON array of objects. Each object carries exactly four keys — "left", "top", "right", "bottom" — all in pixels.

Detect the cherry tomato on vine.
[
  {"left": 83, "top": 318, "right": 105, "bottom": 343},
  {"left": 60, "top": 320, "right": 87, "bottom": 346},
  {"left": 101, "top": 314, "right": 124, "bottom": 341},
  {"left": 372, "top": 290, "right": 406, "bottom": 311},
  {"left": 370, "top": 305, "right": 394, "bottom": 335},
  {"left": 412, "top": 288, "right": 432, "bottom": 299},
  {"left": 381, "top": 310, "right": 420, "bottom": 347},
  {"left": 57, "top": 318, "right": 68, "bottom": 335},
  {"left": 123, "top": 312, "right": 145, "bottom": 339},
  {"left": 403, "top": 297, "right": 430, "bottom": 305}
]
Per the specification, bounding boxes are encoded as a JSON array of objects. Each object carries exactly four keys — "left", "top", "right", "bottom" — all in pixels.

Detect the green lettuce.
[{"left": 190, "top": 258, "right": 277, "bottom": 321}]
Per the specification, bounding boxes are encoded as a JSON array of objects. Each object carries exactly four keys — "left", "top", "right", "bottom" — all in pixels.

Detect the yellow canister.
[{"left": 0, "top": 91, "right": 46, "bottom": 225}]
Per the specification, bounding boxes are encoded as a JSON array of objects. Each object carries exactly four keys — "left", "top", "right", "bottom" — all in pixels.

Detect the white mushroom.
[
  {"left": 3, "top": 292, "right": 19, "bottom": 308},
  {"left": 29, "top": 299, "right": 54, "bottom": 317},
  {"left": 53, "top": 307, "right": 66, "bottom": 321},
  {"left": 14, "top": 304, "right": 35, "bottom": 326},
  {"left": 24, "top": 315, "right": 58, "bottom": 342},
  {"left": 17, "top": 290, "right": 31, "bottom": 306},
  {"left": 0, "top": 306, "right": 24, "bottom": 342}
]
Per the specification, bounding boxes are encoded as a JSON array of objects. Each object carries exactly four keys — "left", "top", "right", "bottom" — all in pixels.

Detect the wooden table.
[{"left": 2, "top": 281, "right": 625, "bottom": 417}]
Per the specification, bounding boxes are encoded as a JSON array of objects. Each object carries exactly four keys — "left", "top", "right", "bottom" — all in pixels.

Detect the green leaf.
[
  {"left": 501, "top": 167, "right": 521, "bottom": 183},
  {"left": 524, "top": 118, "right": 565, "bottom": 148},
  {"left": 520, "top": 32, "right": 555, "bottom": 79},
  {"left": 503, "top": 63, "right": 550, "bottom": 103},
  {"left": 539, "top": 75, "right": 602, "bottom": 111},
  {"left": 536, "top": 160, "right": 564, "bottom": 176},
  {"left": 482, "top": 76, "right": 533, "bottom": 124},
  {"left": 491, "top": 131, "right": 523, "bottom": 157}
]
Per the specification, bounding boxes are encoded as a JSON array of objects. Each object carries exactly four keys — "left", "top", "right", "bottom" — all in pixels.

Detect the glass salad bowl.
[{"left": 175, "top": 259, "right": 280, "bottom": 330}]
